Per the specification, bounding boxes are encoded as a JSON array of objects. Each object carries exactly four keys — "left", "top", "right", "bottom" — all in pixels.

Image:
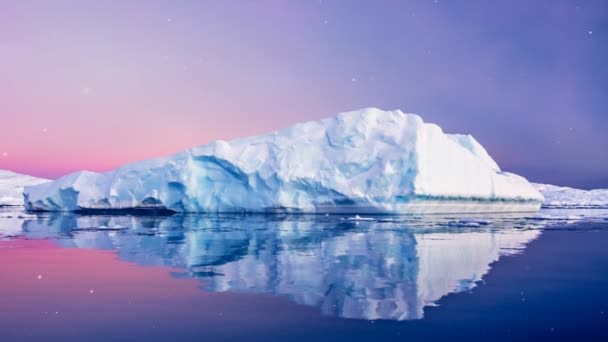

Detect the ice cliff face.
[
  {"left": 0, "top": 170, "right": 49, "bottom": 206},
  {"left": 23, "top": 108, "right": 543, "bottom": 213}
]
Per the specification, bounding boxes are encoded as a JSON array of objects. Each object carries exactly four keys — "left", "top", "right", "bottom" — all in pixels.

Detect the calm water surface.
[{"left": 1, "top": 208, "right": 608, "bottom": 341}]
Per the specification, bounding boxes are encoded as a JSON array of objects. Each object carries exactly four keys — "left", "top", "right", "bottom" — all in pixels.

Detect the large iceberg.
[
  {"left": 0, "top": 170, "right": 49, "bottom": 206},
  {"left": 24, "top": 108, "right": 543, "bottom": 214},
  {"left": 534, "top": 183, "right": 608, "bottom": 208}
]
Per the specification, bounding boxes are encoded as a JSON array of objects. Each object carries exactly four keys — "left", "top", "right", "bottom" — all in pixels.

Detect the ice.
[
  {"left": 344, "top": 215, "right": 376, "bottom": 221},
  {"left": 23, "top": 108, "right": 543, "bottom": 214},
  {"left": 446, "top": 218, "right": 492, "bottom": 227},
  {"left": 534, "top": 183, "right": 608, "bottom": 208},
  {"left": 0, "top": 170, "right": 49, "bottom": 206},
  {"left": 525, "top": 208, "right": 608, "bottom": 223},
  {"left": 527, "top": 214, "right": 583, "bottom": 221}
]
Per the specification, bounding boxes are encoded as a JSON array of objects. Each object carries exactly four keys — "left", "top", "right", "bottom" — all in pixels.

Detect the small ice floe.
[
  {"left": 526, "top": 214, "right": 583, "bottom": 221},
  {"left": 343, "top": 215, "right": 375, "bottom": 221},
  {"left": 96, "top": 224, "right": 126, "bottom": 230},
  {"left": 447, "top": 218, "right": 492, "bottom": 228}
]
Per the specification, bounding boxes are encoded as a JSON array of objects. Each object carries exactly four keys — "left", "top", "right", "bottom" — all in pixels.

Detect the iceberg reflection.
[{"left": 15, "top": 213, "right": 542, "bottom": 320}]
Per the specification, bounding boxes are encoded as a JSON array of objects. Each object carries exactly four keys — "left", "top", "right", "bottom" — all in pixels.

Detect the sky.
[{"left": 0, "top": 0, "right": 606, "bottom": 189}]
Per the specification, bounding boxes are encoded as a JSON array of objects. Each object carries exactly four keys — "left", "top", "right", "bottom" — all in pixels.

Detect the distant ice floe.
[
  {"left": 446, "top": 218, "right": 492, "bottom": 227},
  {"left": 343, "top": 215, "right": 376, "bottom": 221},
  {"left": 0, "top": 170, "right": 49, "bottom": 206},
  {"left": 534, "top": 183, "right": 608, "bottom": 209},
  {"left": 526, "top": 208, "right": 608, "bottom": 222}
]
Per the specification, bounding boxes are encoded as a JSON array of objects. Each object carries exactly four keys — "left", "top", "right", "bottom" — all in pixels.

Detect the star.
[
  {"left": 82, "top": 87, "right": 92, "bottom": 95},
  {"left": 2, "top": 152, "right": 7, "bottom": 157},
  {"left": 167, "top": 18, "right": 172, "bottom": 23},
  {"left": 42, "top": 128, "right": 48, "bottom": 133},
  {"left": 588, "top": 30, "right": 593, "bottom": 35},
  {"left": 351, "top": 77, "right": 358, "bottom": 82}
]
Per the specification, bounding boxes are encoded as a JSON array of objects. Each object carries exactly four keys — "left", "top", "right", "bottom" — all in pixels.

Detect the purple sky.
[{"left": 0, "top": 0, "right": 606, "bottom": 188}]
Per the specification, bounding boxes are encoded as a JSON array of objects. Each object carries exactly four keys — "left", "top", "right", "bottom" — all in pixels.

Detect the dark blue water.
[{"left": 1, "top": 209, "right": 608, "bottom": 341}]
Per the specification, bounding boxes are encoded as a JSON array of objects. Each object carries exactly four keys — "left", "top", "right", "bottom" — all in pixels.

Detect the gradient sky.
[{"left": 0, "top": 0, "right": 606, "bottom": 188}]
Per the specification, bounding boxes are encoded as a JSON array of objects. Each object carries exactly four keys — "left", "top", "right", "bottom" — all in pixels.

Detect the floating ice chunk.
[
  {"left": 344, "top": 215, "right": 376, "bottom": 221},
  {"left": 525, "top": 213, "right": 584, "bottom": 221},
  {"left": 446, "top": 218, "right": 492, "bottom": 227},
  {"left": 461, "top": 218, "right": 491, "bottom": 225}
]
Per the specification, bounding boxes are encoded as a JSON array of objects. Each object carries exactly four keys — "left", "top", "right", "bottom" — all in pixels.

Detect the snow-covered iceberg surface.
[
  {"left": 0, "top": 170, "right": 49, "bottom": 206},
  {"left": 24, "top": 108, "right": 543, "bottom": 214},
  {"left": 533, "top": 183, "right": 608, "bottom": 208}
]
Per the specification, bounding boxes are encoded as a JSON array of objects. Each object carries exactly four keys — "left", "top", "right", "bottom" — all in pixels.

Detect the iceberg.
[
  {"left": 24, "top": 108, "right": 543, "bottom": 214},
  {"left": 0, "top": 170, "right": 49, "bottom": 206},
  {"left": 533, "top": 183, "right": 608, "bottom": 208}
]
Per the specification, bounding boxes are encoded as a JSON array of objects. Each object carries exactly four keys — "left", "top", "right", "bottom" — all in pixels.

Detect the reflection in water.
[{"left": 0, "top": 210, "right": 551, "bottom": 320}]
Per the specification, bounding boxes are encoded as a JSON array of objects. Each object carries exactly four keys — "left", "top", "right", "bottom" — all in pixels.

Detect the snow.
[
  {"left": 533, "top": 183, "right": 608, "bottom": 208},
  {"left": 0, "top": 170, "right": 49, "bottom": 206},
  {"left": 24, "top": 108, "right": 543, "bottom": 214}
]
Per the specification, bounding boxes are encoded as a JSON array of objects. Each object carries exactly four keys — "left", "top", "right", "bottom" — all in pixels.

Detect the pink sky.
[{"left": 1, "top": 1, "right": 606, "bottom": 188}]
